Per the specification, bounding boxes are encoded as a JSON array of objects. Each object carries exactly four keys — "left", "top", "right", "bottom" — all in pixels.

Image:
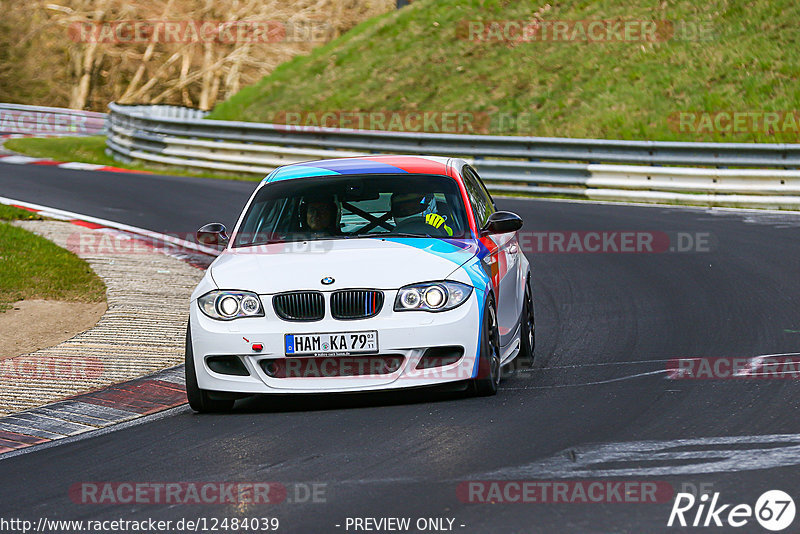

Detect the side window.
[
  {"left": 462, "top": 166, "right": 495, "bottom": 228},
  {"left": 472, "top": 167, "right": 497, "bottom": 211}
]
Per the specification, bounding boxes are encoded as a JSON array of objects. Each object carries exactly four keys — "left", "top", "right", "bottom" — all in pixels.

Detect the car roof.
[{"left": 263, "top": 155, "right": 458, "bottom": 183}]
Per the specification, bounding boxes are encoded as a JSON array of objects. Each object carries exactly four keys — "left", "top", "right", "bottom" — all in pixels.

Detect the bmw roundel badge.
[{"left": 321, "top": 276, "right": 335, "bottom": 285}]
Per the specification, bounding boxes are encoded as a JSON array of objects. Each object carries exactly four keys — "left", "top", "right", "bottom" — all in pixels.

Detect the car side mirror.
[
  {"left": 481, "top": 211, "right": 523, "bottom": 235},
  {"left": 197, "top": 223, "right": 229, "bottom": 247}
]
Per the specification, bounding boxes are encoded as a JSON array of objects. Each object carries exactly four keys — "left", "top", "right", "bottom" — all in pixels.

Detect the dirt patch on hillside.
[{"left": 0, "top": 299, "right": 107, "bottom": 360}]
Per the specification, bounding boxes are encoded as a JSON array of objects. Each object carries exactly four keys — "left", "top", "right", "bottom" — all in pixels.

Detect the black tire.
[
  {"left": 472, "top": 299, "right": 501, "bottom": 396},
  {"left": 185, "top": 326, "right": 235, "bottom": 413},
  {"left": 519, "top": 276, "right": 535, "bottom": 365}
]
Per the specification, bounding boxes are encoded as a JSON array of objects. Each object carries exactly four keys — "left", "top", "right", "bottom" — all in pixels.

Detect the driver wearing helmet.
[{"left": 301, "top": 195, "right": 341, "bottom": 237}]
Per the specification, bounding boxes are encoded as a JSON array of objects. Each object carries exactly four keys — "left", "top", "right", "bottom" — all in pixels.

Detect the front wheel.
[
  {"left": 185, "top": 326, "right": 235, "bottom": 413},
  {"left": 472, "top": 300, "right": 501, "bottom": 396},
  {"left": 519, "top": 277, "right": 535, "bottom": 364}
]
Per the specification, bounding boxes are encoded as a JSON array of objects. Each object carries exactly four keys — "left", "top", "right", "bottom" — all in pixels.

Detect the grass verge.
[
  {"left": 208, "top": 0, "right": 800, "bottom": 143},
  {"left": 0, "top": 205, "right": 106, "bottom": 312},
  {"left": 4, "top": 136, "right": 260, "bottom": 182}
]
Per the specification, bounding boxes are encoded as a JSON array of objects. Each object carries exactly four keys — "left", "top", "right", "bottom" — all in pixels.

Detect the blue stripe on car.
[
  {"left": 383, "top": 237, "right": 490, "bottom": 290},
  {"left": 265, "top": 166, "right": 341, "bottom": 182},
  {"left": 383, "top": 237, "right": 492, "bottom": 378},
  {"left": 302, "top": 159, "right": 409, "bottom": 175},
  {"left": 264, "top": 159, "right": 411, "bottom": 183}
]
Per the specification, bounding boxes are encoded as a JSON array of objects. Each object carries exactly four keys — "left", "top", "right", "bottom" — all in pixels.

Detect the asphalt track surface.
[{"left": 2, "top": 163, "right": 800, "bottom": 533}]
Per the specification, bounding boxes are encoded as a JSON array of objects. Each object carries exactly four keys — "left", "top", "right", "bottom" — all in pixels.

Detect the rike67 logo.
[{"left": 668, "top": 490, "right": 795, "bottom": 531}]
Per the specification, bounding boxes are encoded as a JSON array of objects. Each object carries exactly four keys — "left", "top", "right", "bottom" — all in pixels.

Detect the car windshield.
[{"left": 233, "top": 173, "right": 470, "bottom": 247}]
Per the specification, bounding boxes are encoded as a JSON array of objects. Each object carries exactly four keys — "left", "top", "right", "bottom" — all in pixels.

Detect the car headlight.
[
  {"left": 197, "top": 290, "right": 264, "bottom": 320},
  {"left": 394, "top": 281, "right": 473, "bottom": 312}
]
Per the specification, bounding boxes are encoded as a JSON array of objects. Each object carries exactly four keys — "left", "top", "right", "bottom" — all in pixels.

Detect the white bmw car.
[{"left": 186, "top": 155, "right": 533, "bottom": 412}]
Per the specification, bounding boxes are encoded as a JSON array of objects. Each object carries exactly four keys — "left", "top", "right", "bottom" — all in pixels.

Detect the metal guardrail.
[
  {"left": 106, "top": 103, "right": 800, "bottom": 209},
  {"left": 0, "top": 104, "right": 106, "bottom": 137}
]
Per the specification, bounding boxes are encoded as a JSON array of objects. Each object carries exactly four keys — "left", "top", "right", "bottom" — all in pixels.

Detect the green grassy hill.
[{"left": 208, "top": 0, "right": 800, "bottom": 143}]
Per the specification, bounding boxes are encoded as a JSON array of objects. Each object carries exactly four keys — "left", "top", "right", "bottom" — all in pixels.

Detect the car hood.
[{"left": 210, "top": 238, "right": 479, "bottom": 294}]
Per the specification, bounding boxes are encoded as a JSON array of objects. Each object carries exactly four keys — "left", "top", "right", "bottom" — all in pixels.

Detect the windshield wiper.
[
  {"left": 235, "top": 240, "right": 282, "bottom": 247},
  {"left": 240, "top": 236, "right": 336, "bottom": 247},
  {"left": 347, "top": 232, "right": 435, "bottom": 239}
]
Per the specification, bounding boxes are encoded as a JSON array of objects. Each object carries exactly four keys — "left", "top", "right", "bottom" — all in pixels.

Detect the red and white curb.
[
  {"left": 0, "top": 367, "right": 186, "bottom": 454},
  {"left": 0, "top": 198, "right": 220, "bottom": 455},
  {"left": 0, "top": 152, "right": 151, "bottom": 174},
  {"left": 0, "top": 196, "right": 218, "bottom": 269}
]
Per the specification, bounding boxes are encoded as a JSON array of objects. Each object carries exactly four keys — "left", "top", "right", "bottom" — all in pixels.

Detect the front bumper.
[{"left": 189, "top": 290, "right": 482, "bottom": 394}]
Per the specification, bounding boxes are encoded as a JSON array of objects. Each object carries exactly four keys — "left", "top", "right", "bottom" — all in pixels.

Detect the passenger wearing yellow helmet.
[{"left": 390, "top": 192, "right": 453, "bottom": 236}]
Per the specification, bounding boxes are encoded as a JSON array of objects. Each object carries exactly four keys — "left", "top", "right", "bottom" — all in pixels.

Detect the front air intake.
[
  {"left": 416, "top": 346, "right": 465, "bottom": 369},
  {"left": 331, "top": 290, "right": 384, "bottom": 320},
  {"left": 273, "top": 291, "right": 325, "bottom": 321}
]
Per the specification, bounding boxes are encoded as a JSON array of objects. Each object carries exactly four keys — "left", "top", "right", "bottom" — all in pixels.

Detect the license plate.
[{"left": 285, "top": 331, "right": 378, "bottom": 356}]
